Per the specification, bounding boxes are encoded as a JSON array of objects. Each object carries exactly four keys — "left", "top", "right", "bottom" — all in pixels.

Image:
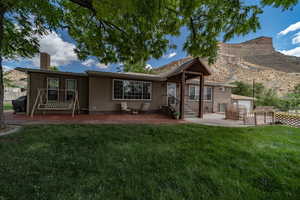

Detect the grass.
[
  {"left": 1, "top": 124, "right": 300, "bottom": 199},
  {"left": 3, "top": 103, "right": 13, "bottom": 110}
]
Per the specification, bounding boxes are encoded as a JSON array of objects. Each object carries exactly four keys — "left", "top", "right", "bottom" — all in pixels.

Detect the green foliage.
[
  {"left": 279, "top": 85, "right": 300, "bottom": 111},
  {"left": 48, "top": 66, "right": 59, "bottom": 71},
  {"left": 3, "top": 72, "right": 16, "bottom": 88},
  {"left": 294, "top": 83, "right": 300, "bottom": 94},
  {"left": 232, "top": 81, "right": 300, "bottom": 110},
  {"left": 231, "top": 81, "right": 265, "bottom": 97},
  {"left": 3, "top": 102, "right": 12, "bottom": 110},
  {"left": 0, "top": 124, "right": 300, "bottom": 199},
  {"left": 62, "top": 0, "right": 297, "bottom": 65},
  {"left": 1, "top": 0, "right": 63, "bottom": 59},
  {"left": 0, "top": 0, "right": 298, "bottom": 66},
  {"left": 256, "top": 89, "right": 281, "bottom": 107},
  {"left": 122, "top": 60, "right": 153, "bottom": 73}
]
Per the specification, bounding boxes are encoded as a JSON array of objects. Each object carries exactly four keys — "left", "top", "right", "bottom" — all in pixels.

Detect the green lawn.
[
  {"left": 1, "top": 124, "right": 300, "bottom": 199},
  {"left": 3, "top": 103, "right": 13, "bottom": 110}
]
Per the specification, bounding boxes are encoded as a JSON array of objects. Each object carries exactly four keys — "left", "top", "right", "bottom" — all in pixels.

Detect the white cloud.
[
  {"left": 82, "top": 58, "right": 108, "bottom": 68},
  {"left": 82, "top": 58, "right": 95, "bottom": 67},
  {"left": 279, "top": 47, "right": 300, "bottom": 57},
  {"left": 292, "top": 32, "right": 300, "bottom": 44},
  {"left": 96, "top": 63, "right": 108, "bottom": 68},
  {"left": 145, "top": 64, "right": 152, "bottom": 69},
  {"left": 31, "top": 32, "right": 77, "bottom": 66},
  {"left": 278, "top": 21, "right": 300, "bottom": 36},
  {"left": 163, "top": 52, "right": 177, "bottom": 59}
]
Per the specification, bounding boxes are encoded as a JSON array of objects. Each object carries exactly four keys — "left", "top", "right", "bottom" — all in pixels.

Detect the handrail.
[{"left": 166, "top": 95, "right": 196, "bottom": 113}]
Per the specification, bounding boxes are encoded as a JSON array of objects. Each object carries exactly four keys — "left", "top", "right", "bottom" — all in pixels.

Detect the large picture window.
[
  {"left": 47, "top": 78, "right": 59, "bottom": 101},
  {"left": 113, "top": 79, "right": 152, "bottom": 100},
  {"left": 189, "top": 85, "right": 212, "bottom": 101},
  {"left": 66, "top": 79, "right": 77, "bottom": 101}
]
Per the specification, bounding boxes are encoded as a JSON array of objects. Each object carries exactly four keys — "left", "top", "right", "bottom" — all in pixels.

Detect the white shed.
[{"left": 231, "top": 94, "right": 255, "bottom": 113}]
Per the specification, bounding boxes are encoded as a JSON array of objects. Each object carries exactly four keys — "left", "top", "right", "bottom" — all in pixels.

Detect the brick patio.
[{"left": 5, "top": 112, "right": 185, "bottom": 125}]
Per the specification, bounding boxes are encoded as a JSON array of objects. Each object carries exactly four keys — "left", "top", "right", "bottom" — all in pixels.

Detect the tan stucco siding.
[
  {"left": 88, "top": 77, "right": 167, "bottom": 113},
  {"left": 28, "top": 72, "right": 88, "bottom": 114}
]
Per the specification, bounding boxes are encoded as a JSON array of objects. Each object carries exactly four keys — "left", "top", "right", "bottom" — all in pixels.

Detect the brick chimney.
[{"left": 40, "top": 52, "right": 50, "bottom": 70}]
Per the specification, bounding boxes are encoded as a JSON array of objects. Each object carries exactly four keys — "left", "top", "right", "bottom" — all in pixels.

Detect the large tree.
[{"left": 0, "top": 0, "right": 298, "bottom": 127}]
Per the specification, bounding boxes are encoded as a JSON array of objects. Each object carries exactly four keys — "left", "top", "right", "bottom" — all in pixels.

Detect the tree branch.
[
  {"left": 68, "top": 0, "right": 127, "bottom": 35},
  {"left": 190, "top": 17, "right": 196, "bottom": 40},
  {"left": 69, "top": 0, "right": 96, "bottom": 13}
]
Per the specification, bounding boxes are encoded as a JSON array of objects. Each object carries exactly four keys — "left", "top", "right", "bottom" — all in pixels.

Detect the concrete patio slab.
[{"left": 185, "top": 113, "right": 254, "bottom": 127}]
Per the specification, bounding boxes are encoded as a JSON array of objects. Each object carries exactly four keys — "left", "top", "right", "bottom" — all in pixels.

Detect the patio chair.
[
  {"left": 120, "top": 102, "right": 131, "bottom": 113},
  {"left": 140, "top": 102, "right": 150, "bottom": 113}
]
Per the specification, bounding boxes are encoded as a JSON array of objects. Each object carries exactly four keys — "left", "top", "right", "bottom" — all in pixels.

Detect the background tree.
[
  {"left": 0, "top": 0, "right": 298, "bottom": 127},
  {"left": 48, "top": 66, "right": 60, "bottom": 71},
  {"left": 231, "top": 81, "right": 265, "bottom": 97},
  {"left": 0, "top": 0, "right": 62, "bottom": 128},
  {"left": 256, "top": 89, "right": 281, "bottom": 108},
  {"left": 3, "top": 73, "right": 16, "bottom": 88},
  {"left": 294, "top": 83, "right": 300, "bottom": 94}
]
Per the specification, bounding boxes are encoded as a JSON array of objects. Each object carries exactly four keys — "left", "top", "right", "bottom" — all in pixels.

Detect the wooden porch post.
[
  {"left": 199, "top": 74, "right": 204, "bottom": 118},
  {"left": 180, "top": 72, "right": 185, "bottom": 119}
]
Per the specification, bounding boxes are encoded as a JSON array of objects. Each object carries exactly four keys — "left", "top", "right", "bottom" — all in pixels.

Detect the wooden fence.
[
  {"left": 275, "top": 112, "right": 300, "bottom": 128},
  {"left": 243, "top": 112, "right": 275, "bottom": 126},
  {"left": 225, "top": 105, "right": 300, "bottom": 128}
]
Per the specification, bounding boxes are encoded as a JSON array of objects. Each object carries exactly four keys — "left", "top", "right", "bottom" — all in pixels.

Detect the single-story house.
[
  {"left": 16, "top": 56, "right": 236, "bottom": 119},
  {"left": 231, "top": 94, "right": 255, "bottom": 113}
]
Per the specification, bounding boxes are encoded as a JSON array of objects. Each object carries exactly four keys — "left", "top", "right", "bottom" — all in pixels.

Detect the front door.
[{"left": 167, "top": 83, "right": 177, "bottom": 105}]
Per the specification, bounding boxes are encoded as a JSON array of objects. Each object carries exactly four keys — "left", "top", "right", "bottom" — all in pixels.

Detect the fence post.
[
  {"left": 254, "top": 112, "right": 257, "bottom": 126},
  {"left": 264, "top": 112, "right": 266, "bottom": 124}
]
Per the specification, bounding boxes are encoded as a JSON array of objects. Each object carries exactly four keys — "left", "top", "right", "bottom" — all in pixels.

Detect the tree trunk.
[{"left": 0, "top": 9, "right": 5, "bottom": 128}]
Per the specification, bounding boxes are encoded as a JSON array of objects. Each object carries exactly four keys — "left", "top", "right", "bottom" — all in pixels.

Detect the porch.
[
  {"left": 5, "top": 112, "right": 186, "bottom": 125},
  {"left": 165, "top": 58, "right": 211, "bottom": 119}
]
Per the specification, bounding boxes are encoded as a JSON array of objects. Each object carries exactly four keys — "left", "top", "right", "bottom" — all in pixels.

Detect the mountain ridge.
[{"left": 154, "top": 36, "right": 300, "bottom": 96}]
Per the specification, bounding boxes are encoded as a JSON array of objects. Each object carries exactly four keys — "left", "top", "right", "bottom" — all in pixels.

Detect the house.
[
  {"left": 16, "top": 54, "right": 235, "bottom": 119},
  {"left": 231, "top": 94, "right": 255, "bottom": 113}
]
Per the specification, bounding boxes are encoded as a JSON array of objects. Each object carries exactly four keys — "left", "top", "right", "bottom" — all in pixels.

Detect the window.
[
  {"left": 113, "top": 79, "right": 152, "bottom": 100},
  {"left": 189, "top": 85, "right": 212, "bottom": 101},
  {"left": 219, "top": 103, "right": 227, "bottom": 113},
  {"left": 189, "top": 85, "right": 199, "bottom": 100},
  {"left": 66, "top": 79, "right": 77, "bottom": 101},
  {"left": 47, "top": 78, "right": 59, "bottom": 101},
  {"left": 204, "top": 87, "right": 212, "bottom": 101}
]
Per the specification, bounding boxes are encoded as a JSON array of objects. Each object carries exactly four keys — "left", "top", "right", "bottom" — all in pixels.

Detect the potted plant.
[{"left": 173, "top": 112, "right": 180, "bottom": 120}]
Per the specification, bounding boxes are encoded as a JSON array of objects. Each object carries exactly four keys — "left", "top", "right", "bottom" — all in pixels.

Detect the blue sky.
[{"left": 4, "top": 1, "right": 300, "bottom": 72}]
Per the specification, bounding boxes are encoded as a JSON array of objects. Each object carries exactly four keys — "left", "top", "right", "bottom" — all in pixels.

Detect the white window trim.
[
  {"left": 65, "top": 79, "right": 77, "bottom": 101},
  {"left": 188, "top": 85, "right": 198, "bottom": 102},
  {"left": 47, "top": 77, "right": 59, "bottom": 102},
  {"left": 188, "top": 85, "right": 212, "bottom": 102},
  {"left": 167, "top": 82, "right": 177, "bottom": 104},
  {"left": 112, "top": 79, "right": 152, "bottom": 101},
  {"left": 205, "top": 86, "right": 213, "bottom": 102}
]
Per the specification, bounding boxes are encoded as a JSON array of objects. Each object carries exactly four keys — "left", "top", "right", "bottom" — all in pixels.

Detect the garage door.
[{"left": 238, "top": 100, "right": 251, "bottom": 112}]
